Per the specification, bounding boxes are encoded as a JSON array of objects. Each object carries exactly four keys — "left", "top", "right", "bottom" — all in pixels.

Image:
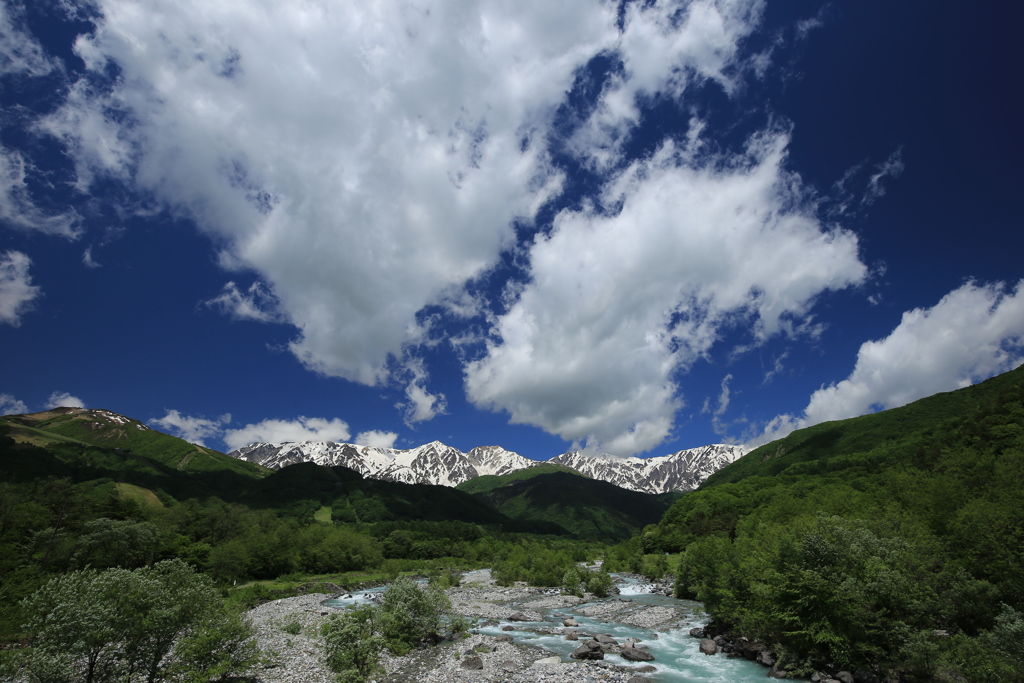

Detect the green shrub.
[
  {"left": 281, "top": 620, "right": 302, "bottom": 635},
  {"left": 322, "top": 604, "right": 384, "bottom": 683},
  {"left": 378, "top": 576, "right": 453, "bottom": 654},
  {"left": 584, "top": 569, "right": 614, "bottom": 598}
]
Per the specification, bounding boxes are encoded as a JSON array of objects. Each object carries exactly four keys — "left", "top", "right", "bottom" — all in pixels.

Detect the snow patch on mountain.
[{"left": 228, "top": 440, "right": 747, "bottom": 494}]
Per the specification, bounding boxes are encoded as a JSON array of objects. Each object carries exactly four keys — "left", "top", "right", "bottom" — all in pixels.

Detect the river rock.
[
  {"left": 509, "top": 611, "right": 530, "bottom": 621},
  {"left": 496, "top": 634, "right": 513, "bottom": 642},
  {"left": 571, "top": 640, "right": 605, "bottom": 660},
  {"left": 836, "top": 672, "right": 855, "bottom": 683},
  {"left": 563, "top": 618, "right": 579, "bottom": 627},
  {"left": 621, "top": 646, "right": 656, "bottom": 662},
  {"left": 635, "top": 665, "right": 657, "bottom": 673},
  {"left": 501, "top": 625, "right": 515, "bottom": 631},
  {"left": 689, "top": 627, "right": 706, "bottom": 638},
  {"left": 565, "top": 632, "right": 578, "bottom": 641},
  {"left": 700, "top": 639, "right": 718, "bottom": 655},
  {"left": 461, "top": 656, "right": 483, "bottom": 670},
  {"left": 757, "top": 649, "right": 776, "bottom": 667},
  {"left": 594, "top": 634, "right": 619, "bottom": 645},
  {"left": 533, "top": 656, "right": 562, "bottom": 665}
]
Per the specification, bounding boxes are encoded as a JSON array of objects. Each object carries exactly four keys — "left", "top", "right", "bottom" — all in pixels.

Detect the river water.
[{"left": 324, "top": 573, "right": 779, "bottom": 683}]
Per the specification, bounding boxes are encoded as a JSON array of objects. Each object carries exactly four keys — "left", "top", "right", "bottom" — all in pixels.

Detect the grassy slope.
[
  {"left": 465, "top": 470, "right": 673, "bottom": 540},
  {"left": 9, "top": 408, "right": 268, "bottom": 479}
]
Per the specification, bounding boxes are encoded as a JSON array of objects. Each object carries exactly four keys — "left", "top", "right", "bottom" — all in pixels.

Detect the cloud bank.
[
  {"left": 754, "top": 279, "right": 1024, "bottom": 446},
  {"left": 221, "top": 416, "right": 353, "bottom": 451}
]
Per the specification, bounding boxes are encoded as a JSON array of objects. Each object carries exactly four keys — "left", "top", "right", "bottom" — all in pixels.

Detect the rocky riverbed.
[{"left": 245, "top": 570, "right": 677, "bottom": 683}]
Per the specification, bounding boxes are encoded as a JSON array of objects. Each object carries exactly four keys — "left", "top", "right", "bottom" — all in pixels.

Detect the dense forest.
[{"left": 640, "top": 364, "right": 1024, "bottom": 681}]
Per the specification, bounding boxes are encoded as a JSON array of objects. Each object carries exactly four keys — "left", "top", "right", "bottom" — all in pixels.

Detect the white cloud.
[
  {"left": 567, "top": 0, "right": 764, "bottom": 169},
  {"left": 203, "top": 281, "right": 280, "bottom": 323},
  {"left": 221, "top": 416, "right": 352, "bottom": 451},
  {"left": 0, "top": 250, "right": 41, "bottom": 326},
  {"left": 0, "top": 2, "right": 55, "bottom": 77},
  {"left": 752, "top": 279, "right": 1024, "bottom": 446},
  {"left": 400, "top": 357, "right": 447, "bottom": 425},
  {"left": 354, "top": 430, "right": 399, "bottom": 449},
  {"left": 0, "top": 146, "right": 82, "bottom": 238},
  {"left": 466, "top": 132, "right": 867, "bottom": 455},
  {"left": 41, "top": 0, "right": 622, "bottom": 387},
  {"left": 0, "top": 393, "right": 28, "bottom": 415},
  {"left": 45, "top": 391, "right": 85, "bottom": 409},
  {"left": 149, "top": 410, "right": 230, "bottom": 447}
]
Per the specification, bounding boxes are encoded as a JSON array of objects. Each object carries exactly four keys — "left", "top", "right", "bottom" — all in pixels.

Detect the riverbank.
[{"left": 245, "top": 570, "right": 677, "bottom": 683}]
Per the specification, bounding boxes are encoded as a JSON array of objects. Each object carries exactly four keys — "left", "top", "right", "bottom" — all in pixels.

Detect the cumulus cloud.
[
  {"left": 45, "top": 391, "right": 86, "bottom": 409},
  {"left": 355, "top": 430, "right": 399, "bottom": 449},
  {"left": 41, "top": 0, "right": 623, "bottom": 388},
  {"left": 221, "top": 416, "right": 352, "bottom": 451},
  {"left": 400, "top": 358, "right": 447, "bottom": 425},
  {"left": 150, "top": 410, "right": 230, "bottom": 447},
  {"left": 567, "top": 0, "right": 764, "bottom": 169},
  {"left": 0, "top": 251, "right": 41, "bottom": 326},
  {"left": 466, "top": 133, "right": 867, "bottom": 455},
  {"left": 0, "top": 393, "right": 28, "bottom": 415},
  {"left": 753, "top": 279, "right": 1024, "bottom": 446}
]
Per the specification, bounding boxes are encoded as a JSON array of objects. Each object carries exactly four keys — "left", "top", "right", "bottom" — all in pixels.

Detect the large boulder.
[
  {"left": 690, "top": 627, "right": 706, "bottom": 638},
  {"left": 509, "top": 612, "right": 530, "bottom": 621},
  {"left": 570, "top": 640, "right": 605, "bottom": 660},
  {"left": 621, "top": 647, "right": 656, "bottom": 662},
  {"left": 836, "top": 672, "right": 855, "bottom": 683},
  {"left": 594, "top": 634, "right": 619, "bottom": 645},
  {"left": 461, "top": 656, "right": 484, "bottom": 670},
  {"left": 757, "top": 649, "right": 776, "bottom": 667},
  {"left": 700, "top": 639, "right": 718, "bottom": 655},
  {"left": 563, "top": 618, "right": 579, "bottom": 627}
]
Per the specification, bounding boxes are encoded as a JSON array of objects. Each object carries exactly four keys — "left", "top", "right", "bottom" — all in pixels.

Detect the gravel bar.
[{"left": 245, "top": 572, "right": 664, "bottom": 683}]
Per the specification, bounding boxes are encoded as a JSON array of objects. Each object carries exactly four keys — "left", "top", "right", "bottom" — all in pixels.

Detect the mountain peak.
[{"left": 229, "top": 439, "right": 745, "bottom": 494}]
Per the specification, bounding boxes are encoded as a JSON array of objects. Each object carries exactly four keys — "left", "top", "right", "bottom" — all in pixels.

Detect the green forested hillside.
[
  {"left": 461, "top": 469, "right": 673, "bottom": 540},
  {"left": 647, "top": 364, "right": 1024, "bottom": 681},
  {"left": 0, "top": 412, "right": 597, "bottom": 646},
  {"left": 455, "top": 463, "right": 584, "bottom": 493}
]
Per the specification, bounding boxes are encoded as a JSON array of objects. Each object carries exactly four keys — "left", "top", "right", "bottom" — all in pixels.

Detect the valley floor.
[{"left": 246, "top": 570, "right": 683, "bottom": 683}]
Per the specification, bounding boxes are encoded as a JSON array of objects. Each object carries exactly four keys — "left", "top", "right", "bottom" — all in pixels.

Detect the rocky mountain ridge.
[{"left": 228, "top": 440, "right": 747, "bottom": 494}]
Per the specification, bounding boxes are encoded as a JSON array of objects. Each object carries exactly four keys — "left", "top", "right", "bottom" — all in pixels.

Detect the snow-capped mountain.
[
  {"left": 228, "top": 440, "right": 746, "bottom": 494},
  {"left": 228, "top": 441, "right": 536, "bottom": 488},
  {"left": 548, "top": 444, "right": 747, "bottom": 494}
]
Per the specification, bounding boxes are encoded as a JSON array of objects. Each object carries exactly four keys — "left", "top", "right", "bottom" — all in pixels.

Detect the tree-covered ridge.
[
  {"left": 461, "top": 469, "right": 674, "bottom": 540},
  {"left": 647, "top": 364, "right": 1024, "bottom": 680},
  {"left": 454, "top": 463, "right": 585, "bottom": 494}
]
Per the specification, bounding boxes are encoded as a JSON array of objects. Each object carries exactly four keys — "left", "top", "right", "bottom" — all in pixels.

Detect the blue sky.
[{"left": 2, "top": 0, "right": 1022, "bottom": 459}]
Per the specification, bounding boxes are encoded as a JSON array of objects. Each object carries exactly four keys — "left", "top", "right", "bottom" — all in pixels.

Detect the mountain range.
[{"left": 227, "top": 440, "right": 747, "bottom": 494}]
